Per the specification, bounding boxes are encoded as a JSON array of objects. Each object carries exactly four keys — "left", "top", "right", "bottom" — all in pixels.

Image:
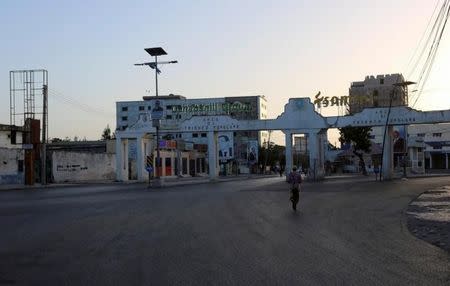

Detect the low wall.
[
  {"left": 52, "top": 151, "right": 116, "bottom": 183},
  {"left": 0, "top": 148, "right": 24, "bottom": 184}
]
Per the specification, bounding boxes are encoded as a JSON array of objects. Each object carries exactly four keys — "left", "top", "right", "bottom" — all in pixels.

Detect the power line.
[
  {"left": 409, "top": 0, "right": 450, "bottom": 109},
  {"left": 48, "top": 88, "right": 115, "bottom": 118},
  {"left": 405, "top": 0, "right": 441, "bottom": 78}
]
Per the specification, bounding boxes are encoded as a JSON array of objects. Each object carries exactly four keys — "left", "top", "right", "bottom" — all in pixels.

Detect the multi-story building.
[
  {"left": 349, "top": 74, "right": 408, "bottom": 114},
  {"left": 369, "top": 125, "right": 425, "bottom": 174},
  {"left": 407, "top": 124, "right": 450, "bottom": 170},
  {"left": 0, "top": 124, "right": 25, "bottom": 184},
  {"left": 116, "top": 94, "right": 268, "bottom": 175}
]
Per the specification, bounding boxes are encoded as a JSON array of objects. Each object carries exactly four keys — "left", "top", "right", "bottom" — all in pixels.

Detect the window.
[
  {"left": 373, "top": 90, "right": 379, "bottom": 107},
  {"left": 166, "top": 105, "right": 172, "bottom": 110},
  {"left": 433, "top": 133, "right": 442, "bottom": 137},
  {"left": 201, "top": 158, "right": 206, "bottom": 173},
  {"left": 417, "top": 133, "right": 425, "bottom": 137},
  {"left": 122, "top": 116, "right": 128, "bottom": 121},
  {"left": 201, "top": 133, "right": 207, "bottom": 138},
  {"left": 418, "top": 148, "right": 423, "bottom": 152},
  {"left": 166, "top": 115, "right": 172, "bottom": 119},
  {"left": 147, "top": 106, "right": 151, "bottom": 110},
  {"left": 10, "top": 131, "right": 16, "bottom": 144},
  {"left": 18, "top": 160, "right": 24, "bottom": 172},
  {"left": 121, "top": 106, "right": 128, "bottom": 112},
  {"left": 196, "top": 158, "right": 201, "bottom": 173},
  {"left": 380, "top": 78, "right": 384, "bottom": 84},
  {"left": 193, "top": 133, "right": 199, "bottom": 138},
  {"left": 176, "top": 114, "right": 182, "bottom": 119},
  {"left": 139, "top": 106, "right": 145, "bottom": 111}
]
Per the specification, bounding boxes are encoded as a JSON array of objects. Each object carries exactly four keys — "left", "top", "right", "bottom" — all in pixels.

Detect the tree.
[
  {"left": 101, "top": 125, "right": 112, "bottom": 140},
  {"left": 50, "top": 137, "right": 62, "bottom": 143},
  {"left": 258, "top": 144, "right": 286, "bottom": 170},
  {"left": 339, "top": 126, "right": 372, "bottom": 175}
]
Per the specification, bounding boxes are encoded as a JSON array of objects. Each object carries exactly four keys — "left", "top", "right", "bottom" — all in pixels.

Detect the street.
[{"left": 0, "top": 176, "right": 449, "bottom": 285}]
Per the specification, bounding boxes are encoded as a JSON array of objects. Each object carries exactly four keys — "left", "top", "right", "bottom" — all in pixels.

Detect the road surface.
[{"left": 0, "top": 176, "right": 449, "bottom": 285}]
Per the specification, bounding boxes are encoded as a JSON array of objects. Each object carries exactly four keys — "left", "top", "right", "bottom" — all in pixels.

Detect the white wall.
[
  {"left": 0, "top": 130, "right": 23, "bottom": 148},
  {"left": 0, "top": 148, "right": 24, "bottom": 184},
  {"left": 52, "top": 151, "right": 116, "bottom": 183}
]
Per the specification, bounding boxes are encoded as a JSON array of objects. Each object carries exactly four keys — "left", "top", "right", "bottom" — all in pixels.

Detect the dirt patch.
[{"left": 406, "top": 187, "right": 450, "bottom": 252}]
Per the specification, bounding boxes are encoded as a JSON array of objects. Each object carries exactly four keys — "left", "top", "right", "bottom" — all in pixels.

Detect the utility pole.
[{"left": 41, "top": 84, "right": 48, "bottom": 185}]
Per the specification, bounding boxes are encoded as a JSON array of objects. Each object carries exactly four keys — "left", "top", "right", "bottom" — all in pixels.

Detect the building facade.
[
  {"left": 116, "top": 95, "right": 268, "bottom": 177},
  {"left": 349, "top": 74, "right": 408, "bottom": 114}
]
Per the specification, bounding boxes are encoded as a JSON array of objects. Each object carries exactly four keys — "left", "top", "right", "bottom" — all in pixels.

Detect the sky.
[{"left": 0, "top": 0, "right": 449, "bottom": 144}]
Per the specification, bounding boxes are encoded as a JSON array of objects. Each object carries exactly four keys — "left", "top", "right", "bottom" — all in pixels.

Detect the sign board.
[
  {"left": 247, "top": 140, "right": 258, "bottom": 164},
  {"left": 218, "top": 132, "right": 234, "bottom": 161},
  {"left": 181, "top": 116, "right": 241, "bottom": 132},
  {"left": 151, "top": 111, "right": 163, "bottom": 120},
  {"left": 151, "top": 100, "right": 164, "bottom": 120},
  {"left": 159, "top": 140, "right": 177, "bottom": 149},
  {"left": 152, "top": 119, "right": 161, "bottom": 128},
  {"left": 22, "top": 144, "right": 33, "bottom": 150},
  {"left": 172, "top": 102, "right": 251, "bottom": 115},
  {"left": 185, "top": 142, "right": 194, "bottom": 151}
]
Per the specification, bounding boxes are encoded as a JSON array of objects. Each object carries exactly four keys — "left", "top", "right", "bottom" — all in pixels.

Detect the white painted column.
[
  {"left": 318, "top": 132, "right": 326, "bottom": 178},
  {"left": 136, "top": 135, "right": 145, "bottom": 181},
  {"left": 307, "top": 132, "right": 319, "bottom": 180},
  {"left": 285, "top": 132, "right": 293, "bottom": 175},
  {"left": 446, "top": 153, "right": 448, "bottom": 169},
  {"left": 207, "top": 131, "right": 218, "bottom": 180},
  {"left": 429, "top": 153, "right": 433, "bottom": 169},
  {"left": 115, "top": 136, "right": 123, "bottom": 181},
  {"left": 176, "top": 149, "right": 182, "bottom": 176},
  {"left": 382, "top": 125, "right": 394, "bottom": 180},
  {"left": 116, "top": 138, "right": 129, "bottom": 181}
]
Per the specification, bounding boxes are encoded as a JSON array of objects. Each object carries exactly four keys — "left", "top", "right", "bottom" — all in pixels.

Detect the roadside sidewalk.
[
  {"left": 0, "top": 174, "right": 281, "bottom": 191},
  {"left": 151, "top": 173, "right": 281, "bottom": 188},
  {"left": 406, "top": 186, "right": 450, "bottom": 252}
]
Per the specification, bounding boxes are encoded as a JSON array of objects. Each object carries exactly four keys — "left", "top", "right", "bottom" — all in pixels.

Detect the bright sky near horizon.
[{"left": 1, "top": 0, "right": 449, "bottom": 144}]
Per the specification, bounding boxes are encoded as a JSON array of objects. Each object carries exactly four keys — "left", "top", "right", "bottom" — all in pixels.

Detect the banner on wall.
[
  {"left": 218, "top": 132, "right": 234, "bottom": 162},
  {"left": 393, "top": 126, "right": 407, "bottom": 153},
  {"left": 247, "top": 140, "right": 258, "bottom": 165}
]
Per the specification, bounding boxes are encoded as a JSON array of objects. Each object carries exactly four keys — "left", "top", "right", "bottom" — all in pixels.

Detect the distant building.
[
  {"left": 116, "top": 95, "right": 268, "bottom": 176},
  {"left": 0, "top": 124, "right": 24, "bottom": 148},
  {"left": 349, "top": 74, "right": 408, "bottom": 114},
  {"left": 370, "top": 125, "right": 427, "bottom": 174},
  {"left": 293, "top": 136, "right": 307, "bottom": 154}
]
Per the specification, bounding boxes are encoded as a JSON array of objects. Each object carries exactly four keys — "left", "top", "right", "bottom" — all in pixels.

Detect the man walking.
[{"left": 288, "top": 167, "right": 302, "bottom": 211}]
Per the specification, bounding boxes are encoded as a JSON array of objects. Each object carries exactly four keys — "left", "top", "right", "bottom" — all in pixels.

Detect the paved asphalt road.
[{"left": 0, "top": 177, "right": 449, "bottom": 286}]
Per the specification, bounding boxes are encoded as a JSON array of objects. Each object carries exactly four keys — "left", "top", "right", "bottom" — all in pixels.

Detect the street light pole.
[
  {"left": 155, "top": 55, "right": 158, "bottom": 97},
  {"left": 154, "top": 55, "right": 160, "bottom": 182},
  {"left": 135, "top": 47, "right": 177, "bottom": 187}
]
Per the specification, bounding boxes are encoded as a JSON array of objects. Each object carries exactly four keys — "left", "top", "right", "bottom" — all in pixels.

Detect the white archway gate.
[{"left": 116, "top": 98, "right": 450, "bottom": 182}]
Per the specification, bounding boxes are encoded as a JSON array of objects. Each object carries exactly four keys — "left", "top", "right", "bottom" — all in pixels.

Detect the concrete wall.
[
  {"left": 0, "top": 130, "right": 23, "bottom": 148},
  {"left": 0, "top": 148, "right": 24, "bottom": 184},
  {"left": 52, "top": 151, "right": 116, "bottom": 183}
]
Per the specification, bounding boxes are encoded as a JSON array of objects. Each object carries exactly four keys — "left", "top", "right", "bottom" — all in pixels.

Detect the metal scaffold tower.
[{"left": 9, "top": 69, "right": 48, "bottom": 185}]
